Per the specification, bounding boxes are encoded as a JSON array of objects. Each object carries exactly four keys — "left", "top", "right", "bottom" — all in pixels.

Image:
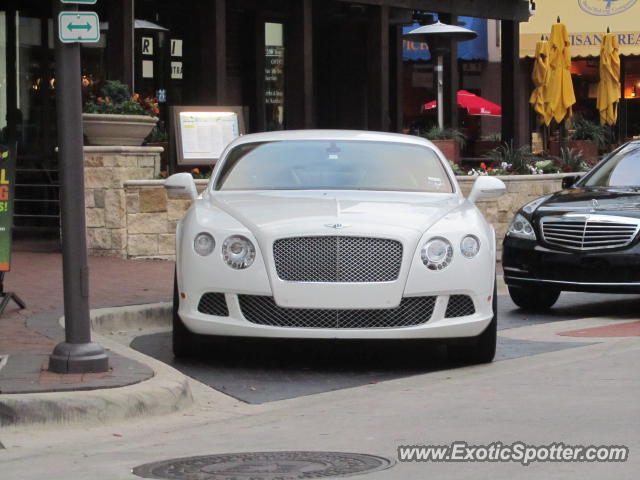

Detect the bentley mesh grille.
[
  {"left": 541, "top": 216, "right": 640, "bottom": 251},
  {"left": 445, "top": 295, "right": 476, "bottom": 318},
  {"left": 238, "top": 295, "right": 436, "bottom": 329},
  {"left": 273, "top": 236, "right": 403, "bottom": 282},
  {"left": 197, "top": 293, "right": 229, "bottom": 316}
]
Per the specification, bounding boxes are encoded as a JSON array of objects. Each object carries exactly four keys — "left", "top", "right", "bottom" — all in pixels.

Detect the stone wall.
[
  {"left": 84, "top": 146, "right": 163, "bottom": 257},
  {"left": 89, "top": 173, "right": 574, "bottom": 260},
  {"left": 124, "top": 180, "right": 208, "bottom": 259}
]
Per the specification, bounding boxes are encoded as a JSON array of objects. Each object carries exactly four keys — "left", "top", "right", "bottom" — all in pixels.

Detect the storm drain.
[{"left": 132, "top": 451, "right": 394, "bottom": 480}]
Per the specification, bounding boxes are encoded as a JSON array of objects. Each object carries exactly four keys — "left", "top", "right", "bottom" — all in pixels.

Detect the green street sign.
[
  {"left": 61, "top": 1, "right": 98, "bottom": 4},
  {"left": 58, "top": 12, "right": 100, "bottom": 43}
]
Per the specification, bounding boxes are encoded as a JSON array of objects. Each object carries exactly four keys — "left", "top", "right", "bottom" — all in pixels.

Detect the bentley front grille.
[
  {"left": 238, "top": 295, "right": 436, "bottom": 329},
  {"left": 541, "top": 215, "right": 640, "bottom": 251},
  {"left": 273, "top": 236, "right": 402, "bottom": 283}
]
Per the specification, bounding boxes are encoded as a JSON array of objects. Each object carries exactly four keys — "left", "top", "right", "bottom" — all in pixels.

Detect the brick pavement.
[{"left": 0, "top": 248, "right": 174, "bottom": 393}]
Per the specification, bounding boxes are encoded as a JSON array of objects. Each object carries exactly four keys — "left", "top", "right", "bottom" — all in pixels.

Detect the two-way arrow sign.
[{"left": 58, "top": 12, "right": 100, "bottom": 43}]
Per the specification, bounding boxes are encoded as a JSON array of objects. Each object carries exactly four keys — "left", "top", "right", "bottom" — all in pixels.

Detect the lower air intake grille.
[
  {"left": 239, "top": 295, "right": 436, "bottom": 329},
  {"left": 197, "top": 293, "right": 229, "bottom": 316},
  {"left": 445, "top": 295, "right": 476, "bottom": 318}
]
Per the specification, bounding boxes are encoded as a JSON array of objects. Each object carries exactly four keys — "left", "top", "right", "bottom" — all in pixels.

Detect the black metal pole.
[{"left": 49, "top": 1, "right": 108, "bottom": 373}]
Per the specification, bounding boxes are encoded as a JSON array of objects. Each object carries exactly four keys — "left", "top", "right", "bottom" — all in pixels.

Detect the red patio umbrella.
[{"left": 422, "top": 90, "right": 502, "bottom": 117}]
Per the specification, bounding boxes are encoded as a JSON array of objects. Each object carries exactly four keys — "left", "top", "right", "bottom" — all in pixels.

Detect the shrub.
[
  {"left": 421, "top": 126, "right": 466, "bottom": 148},
  {"left": 484, "top": 141, "right": 537, "bottom": 175},
  {"left": 84, "top": 80, "right": 159, "bottom": 117},
  {"left": 555, "top": 147, "right": 590, "bottom": 172},
  {"left": 569, "top": 115, "right": 610, "bottom": 148}
]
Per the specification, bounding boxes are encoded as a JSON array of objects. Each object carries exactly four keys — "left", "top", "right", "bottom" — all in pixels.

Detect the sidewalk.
[{"left": 0, "top": 247, "right": 177, "bottom": 425}]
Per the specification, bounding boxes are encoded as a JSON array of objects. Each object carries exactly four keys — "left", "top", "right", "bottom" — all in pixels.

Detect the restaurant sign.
[{"left": 578, "top": 0, "right": 638, "bottom": 16}]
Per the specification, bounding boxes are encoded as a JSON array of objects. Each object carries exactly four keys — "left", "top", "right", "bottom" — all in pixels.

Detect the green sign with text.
[{"left": 0, "top": 144, "right": 16, "bottom": 271}]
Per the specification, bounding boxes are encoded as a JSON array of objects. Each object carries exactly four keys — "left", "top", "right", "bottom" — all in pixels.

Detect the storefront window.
[{"left": 264, "top": 22, "right": 284, "bottom": 131}]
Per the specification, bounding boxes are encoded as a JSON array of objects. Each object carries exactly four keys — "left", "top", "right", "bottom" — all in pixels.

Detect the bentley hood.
[{"left": 210, "top": 190, "right": 461, "bottom": 237}]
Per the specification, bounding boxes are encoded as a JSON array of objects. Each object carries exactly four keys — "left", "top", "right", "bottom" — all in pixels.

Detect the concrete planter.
[
  {"left": 431, "top": 139, "right": 460, "bottom": 163},
  {"left": 83, "top": 113, "right": 158, "bottom": 146}
]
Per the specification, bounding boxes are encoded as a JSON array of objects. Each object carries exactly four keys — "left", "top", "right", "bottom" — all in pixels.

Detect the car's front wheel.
[
  {"left": 448, "top": 281, "right": 497, "bottom": 364},
  {"left": 508, "top": 285, "right": 560, "bottom": 311}
]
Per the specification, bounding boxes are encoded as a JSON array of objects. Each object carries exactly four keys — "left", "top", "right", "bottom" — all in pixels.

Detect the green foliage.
[
  {"left": 485, "top": 141, "right": 537, "bottom": 175},
  {"left": 448, "top": 160, "right": 465, "bottom": 176},
  {"left": 534, "top": 159, "right": 560, "bottom": 174},
  {"left": 568, "top": 116, "right": 610, "bottom": 147},
  {"left": 555, "top": 147, "right": 590, "bottom": 173},
  {"left": 421, "top": 126, "right": 466, "bottom": 147},
  {"left": 480, "top": 132, "right": 501, "bottom": 141},
  {"left": 145, "top": 125, "right": 169, "bottom": 143}
]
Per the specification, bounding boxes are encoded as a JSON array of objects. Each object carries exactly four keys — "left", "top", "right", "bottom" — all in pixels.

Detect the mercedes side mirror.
[
  {"left": 561, "top": 175, "right": 579, "bottom": 189},
  {"left": 164, "top": 173, "right": 198, "bottom": 200},
  {"left": 468, "top": 176, "right": 507, "bottom": 204}
]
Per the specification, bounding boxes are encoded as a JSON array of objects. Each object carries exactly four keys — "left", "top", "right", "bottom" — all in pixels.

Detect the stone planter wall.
[
  {"left": 123, "top": 180, "right": 208, "bottom": 259},
  {"left": 84, "top": 146, "right": 163, "bottom": 257}
]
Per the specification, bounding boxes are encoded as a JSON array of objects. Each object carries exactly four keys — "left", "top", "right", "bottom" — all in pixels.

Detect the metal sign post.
[{"left": 49, "top": 0, "right": 108, "bottom": 373}]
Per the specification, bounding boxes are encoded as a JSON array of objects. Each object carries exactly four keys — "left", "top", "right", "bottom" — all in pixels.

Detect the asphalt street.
[{"left": 131, "top": 292, "right": 637, "bottom": 403}]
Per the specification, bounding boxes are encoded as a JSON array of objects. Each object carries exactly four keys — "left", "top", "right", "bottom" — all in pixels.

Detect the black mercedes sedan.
[{"left": 503, "top": 141, "right": 640, "bottom": 311}]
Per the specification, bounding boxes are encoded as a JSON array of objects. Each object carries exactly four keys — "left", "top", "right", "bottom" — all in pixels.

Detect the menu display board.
[{"left": 171, "top": 106, "right": 246, "bottom": 166}]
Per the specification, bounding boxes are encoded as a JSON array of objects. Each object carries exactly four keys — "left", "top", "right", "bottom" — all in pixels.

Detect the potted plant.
[
  {"left": 83, "top": 80, "right": 159, "bottom": 146},
  {"left": 549, "top": 116, "right": 608, "bottom": 165},
  {"left": 421, "top": 126, "right": 466, "bottom": 163}
]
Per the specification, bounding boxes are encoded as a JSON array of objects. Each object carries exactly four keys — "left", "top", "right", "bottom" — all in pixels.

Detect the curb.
[{"left": 0, "top": 305, "right": 192, "bottom": 429}]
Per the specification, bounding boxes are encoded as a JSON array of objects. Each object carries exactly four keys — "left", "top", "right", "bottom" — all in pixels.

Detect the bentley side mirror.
[
  {"left": 468, "top": 176, "right": 507, "bottom": 204},
  {"left": 561, "top": 175, "right": 578, "bottom": 189},
  {"left": 164, "top": 173, "right": 198, "bottom": 200}
]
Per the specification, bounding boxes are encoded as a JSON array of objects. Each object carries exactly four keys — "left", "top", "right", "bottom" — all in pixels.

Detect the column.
[
  {"left": 367, "top": 5, "right": 390, "bottom": 131},
  {"left": 107, "top": 0, "right": 134, "bottom": 89}
]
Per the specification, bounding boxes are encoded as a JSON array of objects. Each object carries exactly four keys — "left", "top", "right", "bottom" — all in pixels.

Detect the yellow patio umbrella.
[
  {"left": 596, "top": 31, "right": 621, "bottom": 126},
  {"left": 530, "top": 37, "right": 551, "bottom": 125},
  {"left": 546, "top": 20, "right": 576, "bottom": 125}
]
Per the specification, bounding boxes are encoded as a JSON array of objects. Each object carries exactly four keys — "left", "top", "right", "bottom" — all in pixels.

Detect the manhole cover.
[{"left": 132, "top": 451, "right": 393, "bottom": 480}]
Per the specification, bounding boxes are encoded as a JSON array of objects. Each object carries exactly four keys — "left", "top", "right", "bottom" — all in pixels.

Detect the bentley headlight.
[
  {"left": 507, "top": 213, "right": 536, "bottom": 240},
  {"left": 222, "top": 235, "right": 256, "bottom": 269},
  {"left": 460, "top": 235, "right": 480, "bottom": 258},
  {"left": 193, "top": 232, "right": 215, "bottom": 256},
  {"left": 421, "top": 237, "right": 453, "bottom": 270}
]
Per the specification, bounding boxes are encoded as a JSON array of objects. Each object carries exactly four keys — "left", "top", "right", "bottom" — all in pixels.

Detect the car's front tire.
[
  {"left": 173, "top": 272, "right": 197, "bottom": 358},
  {"left": 448, "top": 281, "right": 497, "bottom": 364},
  {"left": 508, "top": 285, "right": 560, "bottom": 311}
]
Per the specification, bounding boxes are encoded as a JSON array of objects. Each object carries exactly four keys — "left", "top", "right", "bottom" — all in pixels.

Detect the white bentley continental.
[{"left": 165, "top": 130, "right": 506, "bottom": 363}]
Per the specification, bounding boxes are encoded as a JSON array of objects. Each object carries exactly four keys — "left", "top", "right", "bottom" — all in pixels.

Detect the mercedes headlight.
[
  {"left": 193, "top": 232, "right": 215, "bottom": 256},
  {"left": 522, "top": 195, "right": 551, "bottom": 214},
  {"left": 507, "top": 213, "right": 536, "bottom": 240},
  {"left": 421, "top": 237, "right": 453, "bottom": 270},
  {"left": 222, "top": 235, "right": 256, "bottom": 269},
  {"left": 460, "top": 235, "right": 480, "bottom": 258}
]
